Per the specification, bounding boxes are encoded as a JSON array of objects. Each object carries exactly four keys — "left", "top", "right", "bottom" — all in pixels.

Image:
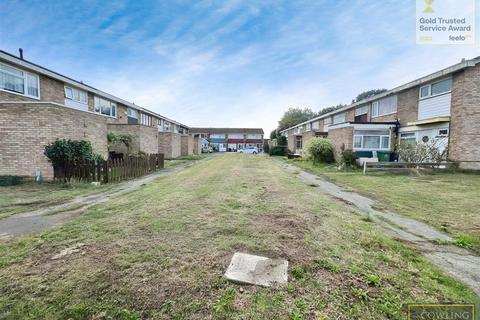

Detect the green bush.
[
  {"left": 269, "top": 146, "right": 288, "bottom": 156},
  {"left": 305, "top": 138, "right": 335, "bottom": 164},
  {"left": 44, "top": 139, "right": 103, "bottom": 166},
  {"left": 0, "top": 175, "right": 24, "bottom": 187},
  {"left": 263, "top": 142, "right": 270, "bottom": 154},
  {"left": 277, "top": 135, "right": 287, "bottom": 146},
  {"left": 341, "top": 149, "right": 358, "bottom": 167}
]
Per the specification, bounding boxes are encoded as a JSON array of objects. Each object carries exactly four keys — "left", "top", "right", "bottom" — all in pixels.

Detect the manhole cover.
[{"left": 224, "top": 252, "right": 288, "bottom": 287}]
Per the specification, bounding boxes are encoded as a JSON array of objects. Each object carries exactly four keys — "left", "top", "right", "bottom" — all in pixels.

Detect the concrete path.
[
  {"left": 274, "top": 160, "right": 480, "bottom": 296},
  {"left": 0, "top": 159, "right": 205, "bottom": 239}
]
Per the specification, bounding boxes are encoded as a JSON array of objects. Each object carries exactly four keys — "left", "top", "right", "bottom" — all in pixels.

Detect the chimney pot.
[{"left": 18, "top": 48, "right": 24, "bottom": 60}]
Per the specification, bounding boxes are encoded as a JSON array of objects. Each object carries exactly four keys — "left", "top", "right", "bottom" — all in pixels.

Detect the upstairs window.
[
  {"left": 355, "top": 105, "right": 369, "bottom": 122},
  {"left": 324, "top": 117, "right": 332, "bottom": 125},
  {"left": 140, "top": 113, "right": 152, "bottom": 126},
  {"left": 64, "top": 86, "right": 87, "bottom": 104},
  {"left": 94, "top": 96, "right": 116, "bottom": 117},
  {"left": 371, "top": 95, "right": 397, "bottom": 117},
  {"left": 419, "top": 78, "right": 452, "bottom": 99},
  {"left": 333, "top": 112, "right": 346, "bottom": 124},
  {"left": 0, "top": 62, "right": 39, "bottom": 98},
  {"left": 127, "top": 108, "right": 138, "bottom": 119}
]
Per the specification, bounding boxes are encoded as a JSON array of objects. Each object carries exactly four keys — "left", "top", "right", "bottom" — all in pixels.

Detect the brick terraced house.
[
  {"left": 190, "top": 128, "right": 264, "bottom": 152},
  {"left": 0, "top": 49, "right": 190, "bottom": 179},
  {"left": 280, "top": 57, "right": 480, "bottom": 170}
]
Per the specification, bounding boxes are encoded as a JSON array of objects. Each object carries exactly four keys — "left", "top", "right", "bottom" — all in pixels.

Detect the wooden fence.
[
  {"left": 53, "top": 154, "right": 164, "bottom": 183},
  {"left": 363, "top": 161, "right": 454, "bottom": 174}
]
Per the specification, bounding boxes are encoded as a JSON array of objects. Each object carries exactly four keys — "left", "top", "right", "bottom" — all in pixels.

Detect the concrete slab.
[{"left": 224, "top": 252, "right": 288, "bottom": 287}]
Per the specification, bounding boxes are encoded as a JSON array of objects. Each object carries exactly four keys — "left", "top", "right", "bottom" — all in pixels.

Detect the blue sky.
[{"left": 1, "top": 0, "right": 478, "bottom": 133}]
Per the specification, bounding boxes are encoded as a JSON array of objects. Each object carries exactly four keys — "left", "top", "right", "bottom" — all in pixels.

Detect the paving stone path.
[{"left": 274, "top": 160, "right": 480, "bottom": 296}]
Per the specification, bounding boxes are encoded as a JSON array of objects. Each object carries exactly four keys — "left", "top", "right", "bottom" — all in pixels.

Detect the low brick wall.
[
  {"left": 0, "top": 103, "right": 108, "bottom": 179},
  {"left": 193, "top": 137, "right": 202, "bottom": 155},
  {"left": 107, "top": 124, "right": 158, "bottom": 155},
  {"left": 180, "top": 135, "right": 194, "bottom": 156},
  {"left": 327, "top": 127, "right": 353, "bottom": 161},
  {"left": 158, "top": 132, "right": 182, "bottom": 159}
]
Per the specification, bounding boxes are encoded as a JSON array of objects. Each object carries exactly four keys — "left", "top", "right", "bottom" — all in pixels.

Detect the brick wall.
[
  {"left": 107, "top": 124, "right": 159, "bottom": 155},
  {"left": 0, "top": 103, "right": 108, "bottom": 179},
  {"left": 158, "top": 132, "right": 182, "bottom": 159},
  {"left": 449, "top": 65, "right": 480, "bottom": 169},
  {"left": 327, "top": 127, "right": 353, "bottom": 161},
  {"left": 180, "top": 135, "right": 194, "bottom": 156},
  {"left": 193, "top": 137, "right": 202, "bottom": 155},
  {"left": 368, "top": 88, "right": 418, "bottom": 125},
  {"left": 287, "top": 135, "right": 296, "bottom": 152}
]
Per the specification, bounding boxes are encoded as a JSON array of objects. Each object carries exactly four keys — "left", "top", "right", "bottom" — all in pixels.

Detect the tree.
[
  {"left": 317, "top": 104, "right": 347, "bottom": 116},
  {"left": 270, "top": 129, "right": 278, "bottom": 140},
  {"left": 277, "top": 135, "right": 287, "bottom": 146},
  {"left": 355, "top": 89, "right": 387, "bottom": 102},
  {"left": 278, "top": 107, "right": 316, "bottom": 131}
]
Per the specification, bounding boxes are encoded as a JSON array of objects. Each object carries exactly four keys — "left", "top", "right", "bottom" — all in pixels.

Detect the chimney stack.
[{"left": 18, "top": 48, "right": 24, "bottom": 60}]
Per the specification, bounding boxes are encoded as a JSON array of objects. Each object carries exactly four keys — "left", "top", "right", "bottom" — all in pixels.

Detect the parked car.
[
  {"left": 202, "top": 146, "right": 213, "bottom": 153},
  {"left": 237, "top": 147, "right": 259, "bottom": 154}
]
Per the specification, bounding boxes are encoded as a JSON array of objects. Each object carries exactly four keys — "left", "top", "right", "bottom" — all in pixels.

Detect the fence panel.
[{"left": 53, "top": 153, "right": 165, "bottom": 183}]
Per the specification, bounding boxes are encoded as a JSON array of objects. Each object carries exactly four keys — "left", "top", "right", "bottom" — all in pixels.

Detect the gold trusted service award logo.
[{"left": 416, "top": 0, "right": 475, "bottom": 45}]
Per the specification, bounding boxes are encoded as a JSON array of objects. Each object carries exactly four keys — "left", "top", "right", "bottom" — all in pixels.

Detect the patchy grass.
[
  {"left": 0, "top": 154, "right": 477, "bottom": 319},
  {"left": 285, "top": 159, "right": 480, "bottom": 255},
  {"left": 0, "top": 182, "right": 113, "bottom": 219}
]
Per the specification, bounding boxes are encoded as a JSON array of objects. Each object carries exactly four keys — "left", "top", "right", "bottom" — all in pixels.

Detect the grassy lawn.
[
  {"left": 0, "top": 154, "right": 477, "bottom": 319},
  {"left": 0, "top": 183, "right": 114, "bottom": 219},
  {"left": 0, "top": 158, "right": 200, "bottom": 220},
  {"left": 284, "top": 158, "right": 480, "bottom": 254}
]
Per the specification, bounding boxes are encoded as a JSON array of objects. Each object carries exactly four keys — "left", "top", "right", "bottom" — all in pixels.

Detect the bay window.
[
  {"left": 94, "top": 96, "right": 116, "bottom": 117},
  {"left": 0, "top": 62, "right": 39, "bottom": 98},
  {"left": 353, "top": 130, "right": 390, "bottom": 150}
]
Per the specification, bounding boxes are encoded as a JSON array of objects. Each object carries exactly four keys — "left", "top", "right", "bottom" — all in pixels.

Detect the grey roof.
[
  {"left": 280, "top": 56, "right": 480, "bottom": 133},
  {"left": 0, "top": 50, "right": 189, "bottom": 128}
]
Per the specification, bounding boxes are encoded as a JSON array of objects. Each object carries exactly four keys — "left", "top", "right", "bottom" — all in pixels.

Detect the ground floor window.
[
  {"left": 353, "top": 130, "right": 390, "bottom": 150},
  {"left": 296, "top": 136, "right": 303, "bottom": 149}
]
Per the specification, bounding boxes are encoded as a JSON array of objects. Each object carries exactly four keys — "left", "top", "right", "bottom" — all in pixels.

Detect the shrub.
[
  {"left": 0, "top": 175, "right": 24, "bottom": 187},
  {"left": 269, "top": 146, "right": 288, "bottom": 156},
  {"left": 44, "top": 139, "right": 103, "bottom": 166},
  {"left": 263, "top": 142, "right": 270, "bottom": 154},
  {"left": 305, "top": 138, "right": 335, "bottom": 164},
  {"left": 277, "top": 135, "right": 287, "bottom": 146},
  {"left": 397, "top": 138, "right": 447, "bottom": 164},
  {"left": 341, "top": 149, "right": 358, "bottom": 167}
]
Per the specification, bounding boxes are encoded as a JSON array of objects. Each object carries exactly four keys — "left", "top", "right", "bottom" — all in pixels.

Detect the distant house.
[
  {"left": 280, "top": 57, "right": 480, "bottom": 169},
  {"left": 190, "top": 128, "right": 265, "bottom": 152},
  {"left": 0, "top": 49, "right": 191, "bottom": 179}
]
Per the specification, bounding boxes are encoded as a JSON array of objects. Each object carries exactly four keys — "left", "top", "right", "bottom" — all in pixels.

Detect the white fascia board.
[
  {"left": 279, "top": 56, "right": 480, "bottom": 134},
  {"left": 352, "top": 123, "right": 397, "bottom": 130},
  {"left": 0, "top": 51, "right": 189, "bottom": 129}
]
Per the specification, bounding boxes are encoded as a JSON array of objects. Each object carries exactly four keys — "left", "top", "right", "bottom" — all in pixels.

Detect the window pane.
[
  {"left": 65, "top": 87, "right": 73, "bottom": 99},
  {"left": 355, "top": 105, "right": 368, "bottom": 116},
  {"left": 354, "top": 136, "right": 362, "bottom": 148},
  {"left": 26, "top": 73, "right": 38, "bottom": 97},
  {"left": 111, "top": 104, "right": 116, "bottom": 117},
  {"left": 431, "top": 79, "right": 452, "bottom": 95},
  {"left": 371, "top": 102, "right": 379, "bottom": 116},
  {"left": 420, "top": 86, "right": 429, "bottom": 98},
  {"left": 381, "top": 136, "right": 389, "bottom": 149},
  {"left": 363, "top": 136, "right": 380, "bottom": 149},
  {"left": 1, "top": 72, "right": 24, "bottom": 93}
]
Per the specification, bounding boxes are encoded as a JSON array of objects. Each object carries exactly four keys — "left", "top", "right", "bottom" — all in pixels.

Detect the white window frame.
[
  {"left": 64, "top": 86, "right": 87, "bottom": 104},
  {"left": 127, "top": 108, "right": 138, "bottom": 119},
  {"left": 333, "top": 112, "right": 346, "bottom": 125},
  {"left": 419, "top": 78, "right": 452, "bottom": 100},
  {"left": 0, "top": 62, "right": 40, "bottom": 99},
  {"left": 353, "top": 133, "right": 391, "bottom": 151},
  {"left": 94, "top": 96, "right": 117, "bottom": 118},
  {"left": 371, "top": 95, "right": 397, "bottom": 118}
]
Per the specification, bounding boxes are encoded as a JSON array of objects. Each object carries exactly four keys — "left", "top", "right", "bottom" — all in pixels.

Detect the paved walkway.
[
  {"left": 0, "top": 159, "right": 205, "bottom": 239},
  {"left": 274, "top": 160, "right": 480, "bottom": 296}
]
